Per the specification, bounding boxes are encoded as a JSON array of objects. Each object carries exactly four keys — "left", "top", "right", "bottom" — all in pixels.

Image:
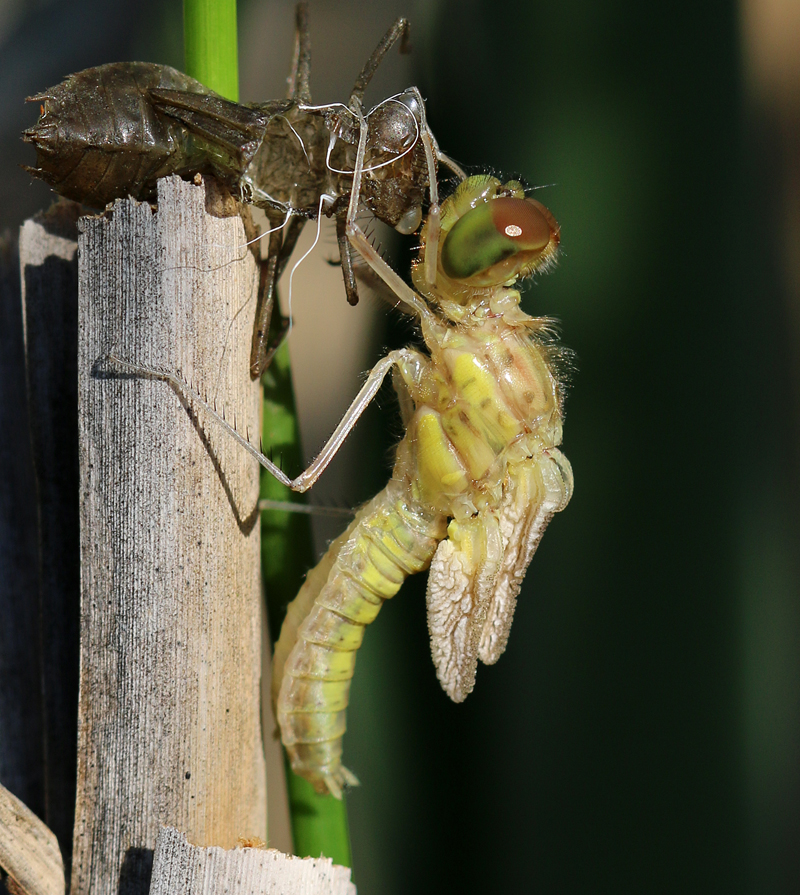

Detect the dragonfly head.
[{"left": 414, "top": 175, "right": 560, "bottom": 318}]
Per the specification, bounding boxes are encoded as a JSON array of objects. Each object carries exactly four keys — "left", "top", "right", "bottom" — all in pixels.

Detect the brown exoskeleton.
[{"left": 24, "top": 3, "right": 463, "bottom": 377}]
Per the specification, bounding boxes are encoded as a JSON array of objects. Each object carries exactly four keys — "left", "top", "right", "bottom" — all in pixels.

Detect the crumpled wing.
[
  {"left": 426, "top": 512, "right": 503, "bottom": 703},
  {"left": 479, "top": 448, "right": 573, "bottom": 665},
  {"left": 150, "top": 89, "right": 288, "bottom": 177}
]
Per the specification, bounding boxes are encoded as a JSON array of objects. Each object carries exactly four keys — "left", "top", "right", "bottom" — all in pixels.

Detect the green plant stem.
[
  {"left": 260, "top": 343, "right": 353, "bottom": 868},
  {"left": 260, "top": 344, "right": 315, "bottom": 639},
  {"left": 282, "top": 767, "right": 353, "bottom": 868},
  {"left": 181, "top": 0, "right": 351, "bottom": 865},
  {"left": 183, "top": 0, "right": 239, "bottom": 99}
]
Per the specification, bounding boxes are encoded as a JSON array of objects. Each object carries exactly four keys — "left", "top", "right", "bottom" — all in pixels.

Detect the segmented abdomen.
[
  {"left": 272, "top": 479, "right": 446, "bottom": 797},
  {"left": 24, "top": 63, "right": 213, "bottom": 208}
]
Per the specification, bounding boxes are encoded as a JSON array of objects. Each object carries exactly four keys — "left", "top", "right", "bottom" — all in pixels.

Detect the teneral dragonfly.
[
  {"left": 111, "top": 146, "right": 575, "bottom": 796},
  {"left": 24, "top": 3, "right": 463, "bottom": 378}
]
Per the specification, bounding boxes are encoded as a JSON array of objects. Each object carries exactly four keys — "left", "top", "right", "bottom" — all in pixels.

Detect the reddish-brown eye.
[
  {"left": 441, "top": 196, "right": 557, "bottom": 284},
  {"left": 490, "top": 198, "right": 553, "bottom": 250}
]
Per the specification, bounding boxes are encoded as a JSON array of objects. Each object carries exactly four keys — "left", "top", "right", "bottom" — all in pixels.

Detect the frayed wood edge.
[
  {"left": 150, "top": 826, "right": 355, "bottom": 895},
  {"left": 0, "top": 782, "right": 65, "bottom": 895}
]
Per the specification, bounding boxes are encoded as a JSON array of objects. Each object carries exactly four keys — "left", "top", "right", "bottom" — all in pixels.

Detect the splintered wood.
[
  {"left": 0, "top": 782, "right": 65, "bottom": 895},
  {"left": 73, "top": 177, "right": 266, "bottom": 895},
  {"left": 150, "top": 828, "right": 355, "bottom": 895}
]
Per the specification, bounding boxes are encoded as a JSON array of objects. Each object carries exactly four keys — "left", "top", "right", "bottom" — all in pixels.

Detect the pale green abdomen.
[{"left": 273, "top": 479, "right": 445, "bottom": 796}]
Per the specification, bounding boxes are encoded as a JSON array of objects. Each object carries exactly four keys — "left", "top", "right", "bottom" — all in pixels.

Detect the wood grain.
[
  {"left": 0, "top": 782, "right": 65, "bottom": 895},
  {"left": 73, "top": 177, "right": 266, "bottom": 895},
  {"left": 150, "top": 827, "right": 355, "bottom": 895}
]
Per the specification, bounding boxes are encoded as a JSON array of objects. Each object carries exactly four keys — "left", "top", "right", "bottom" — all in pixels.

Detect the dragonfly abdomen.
[
  {"left": 24, "top": 63, "right": 215, "bottom": 208},
  {"left": 274, "top": 479, "right": 445, "bottom": 797}
]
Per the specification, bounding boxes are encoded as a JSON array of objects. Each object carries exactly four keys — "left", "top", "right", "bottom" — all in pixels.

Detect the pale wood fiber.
[
  {"left": 150, "top": 827, "right": 355, "bottom": 895},
  {"left": 73, "top": 177, "right": 266, "bottom": 895},
  {"left": 0, "top": 781, "right": 65, "bottom": 895}
]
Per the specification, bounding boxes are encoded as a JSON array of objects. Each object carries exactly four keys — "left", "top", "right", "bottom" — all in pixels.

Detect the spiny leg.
[
  {"left": 249, "top": 214, "right": 283, "bottom": 378},
  {"left": 262, "top": 214, "right": 307, "bottom": 368},
  {"left": 249, "top": 213, "right": 307, "bottom": 379},
  {"left": 348, "top": 17, "right": 410, "bottom": 112},
  {"left": 334, "top": 16, "right": 411, "bottom": 309},
  {"left": 405, "top": 86, "right": 441, "bottom": 286},
  {"left": 335, "top": 213, "right": 359, "bottom": 306},
  {"left": 354, "top": 79, "right": 453, "bottom": 291},
  {"left": 344, "top": 17, "right": 463, "bottom": 311},
  {"left": 344, "top": 107, "right": 435, "bottom": 323},
  {"left": 275, "top": 213, "right": 307, "bottom": 279},
  {"left": 106, "top": 347, "right": 414, "bottom": 493},
  {"left": 248, "top": 1, "right": 313, "bottom": 378}
]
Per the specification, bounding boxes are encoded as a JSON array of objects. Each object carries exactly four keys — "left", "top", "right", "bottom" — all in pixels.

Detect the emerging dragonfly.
[
  {"left": 111, "top": 115, "right": 574, "bottom": 795},
  {"left": 23, "top": 3, "right": 463, "bottom": 377}
]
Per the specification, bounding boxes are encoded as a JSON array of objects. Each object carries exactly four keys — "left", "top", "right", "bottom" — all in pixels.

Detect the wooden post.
[
  {"left": 72, "top": 176, "right": 266, "bottom": 895},
  {"left": 149, "top": 827, "right": 355, "bottom": 895}
]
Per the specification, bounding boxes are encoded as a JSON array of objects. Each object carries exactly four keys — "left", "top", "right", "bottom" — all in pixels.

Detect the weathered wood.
[
  {"left": 72, "top": 177, "right": 266, "bottom": 895},
  {"left": 0, "top": 231, "right": 44, "bottom": 818},
  {"left": 0, "top": 782, "right": 64, "bottom": 895},
  {"left": 149, "top": 827, "right": 355, "bottom": 895},
  {"left": 16, "top": 202, "right": 84, "bottom": 868}
]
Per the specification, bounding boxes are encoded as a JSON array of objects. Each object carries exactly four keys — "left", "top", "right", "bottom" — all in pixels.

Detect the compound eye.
[{"left": 441, "top": 197, "right": 557, "bottom": 283}]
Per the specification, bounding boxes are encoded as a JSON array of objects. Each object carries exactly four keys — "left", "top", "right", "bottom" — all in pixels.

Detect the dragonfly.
[
  {"left": 109, "top": 104, "right": 574, "bottom": 796},
  {"left": 23, "top": 3, "right": 463, "bottom": 378}
]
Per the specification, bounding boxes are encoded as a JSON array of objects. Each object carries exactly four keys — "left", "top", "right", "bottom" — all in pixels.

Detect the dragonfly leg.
[
  {"left": 249, "top": 213, "right": 307, "bottom": 379},
  {"left": 286, "top": 2, "right": 312, "bottom": 104},
  {"left": 400, "top": 86, "right": 441, "bottom": 286},
  {"left": 106, "top": 347, "right": 414, "bottom": 493},
  {"left": 348, "top": 17, "right": 410, "bottom": 111},
  {"left": 344, "top": 109, "right": 434, "bottom": 323},
  {"left": 256, "top": 314, "right": 292, "bottom": 375},
  {"left": 275, "top": 212, "right": 306, "bottom": 278},
  {"left": 335, "top": 213, "right": 359, "bottom": 306},
  {"left": 426, "top": 146, "right": 468, "bottom": 281},
  {"left": 249, "top": 218, "right": 282, "bottom": 378},
  {"left": 437, "top": 150, "right": 467, "bottom": 181},
  {"left": 337, "top": 18, "right": 414, "bottom": 310}
]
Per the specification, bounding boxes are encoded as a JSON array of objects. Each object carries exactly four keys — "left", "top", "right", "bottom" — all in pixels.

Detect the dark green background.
[
  {"left": 345, "top": 2, "right": 800, "bottom": 893},
  {"left": 1, "top": 0, "right": 797, "bottom": 892}
]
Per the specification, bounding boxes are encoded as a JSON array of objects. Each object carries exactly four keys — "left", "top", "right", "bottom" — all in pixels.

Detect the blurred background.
[{"left": 2, "top": 0, "right": 800, "bottom": 892}]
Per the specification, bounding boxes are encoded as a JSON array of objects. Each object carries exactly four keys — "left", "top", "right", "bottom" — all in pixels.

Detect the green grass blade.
[
  {"left": 181, "top": 0, "right": 352, "bottom": 864},
  {"left": 183, "top": 0, "right": 239, "bottom": 100},
  {"left": 260, "top": 343, "right": 353, "bottom": 867}
]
